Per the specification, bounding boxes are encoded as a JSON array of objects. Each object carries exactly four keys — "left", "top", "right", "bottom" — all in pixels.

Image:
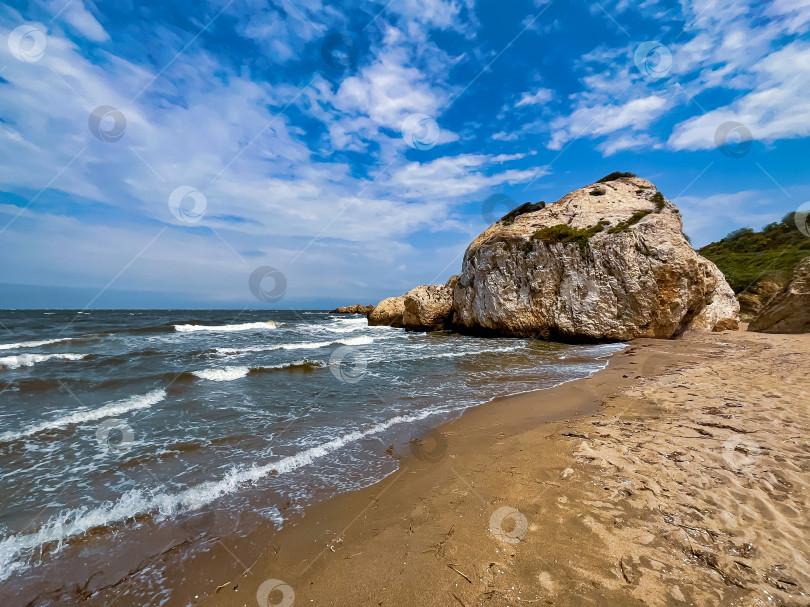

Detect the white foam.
[
  {"left": 0, "top": 389, "right": 166, "bottom": 443},
  {"left": 0, "top": 406, "right": 444, "bottom": 582},
  {"left": 215, "top": 335, "right": 373, "bottom": 356},
  {"left": 389, "top": 344, "right": 523, "bottom": 362},
  {"left": 191, "top": 366, "right": 250, "bottom": 382},
  {"left": 192, "top": 360, "right": 325, "bottom": 382},
  {"left": 319, "top": 318, "right": 369, "bottom": 333},
  {"left": 174, "top": 321, "right": 277, "bottom": 333},
  {"left": 0, "top": 338, "right": 72, "bottom": 351},
  {"left": 0, "top": 353, "right": 86, "bottom": 369}
]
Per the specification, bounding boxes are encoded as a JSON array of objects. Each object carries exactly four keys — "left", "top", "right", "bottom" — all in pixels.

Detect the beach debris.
[
  {"left": 619, "top": 555, "right": 634, "bottom": 584},
  {"left": 448, "top": 564, "right": 473, "bottom": 583}
]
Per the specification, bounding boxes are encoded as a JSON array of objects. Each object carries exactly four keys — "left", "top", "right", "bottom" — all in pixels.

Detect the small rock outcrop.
[
  {"left": 330, "top": 304, "right": 374, "bottom": 314},
  {"left": 403, "top": 285, "right": 453, "bottom": 331},
  {"left": 748, "top": 257, "right": 810, "bottom": 333},
  {"left": 452, "top": 175, "right": 739, "bottom": 340},
  {"left": 367, "top": 296, "right": 405, "bottom": 328},
  {"left": 736, "top": 281, "right": 782, "bottom": 321}
]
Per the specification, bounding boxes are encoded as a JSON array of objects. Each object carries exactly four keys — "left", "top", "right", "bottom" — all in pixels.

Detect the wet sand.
[{"left": 202, "top": 328, "right": 810, "bottom": 607}]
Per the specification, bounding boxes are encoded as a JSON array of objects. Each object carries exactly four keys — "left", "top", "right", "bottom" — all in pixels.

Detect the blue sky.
[{"left": 1, "top": 0, "right": 808, "bottom": 308}]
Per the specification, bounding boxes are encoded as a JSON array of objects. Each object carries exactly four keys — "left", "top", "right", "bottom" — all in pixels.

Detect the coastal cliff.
[
  {"left": 748, "top": 257, "right": 810, "bottom": 333},
  {"left": 363, "top": 174, "right": 739, "bottom": 341}
]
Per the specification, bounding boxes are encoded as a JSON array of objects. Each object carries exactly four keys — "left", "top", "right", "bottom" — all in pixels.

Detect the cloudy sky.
[{"left": 1, "top": 0, "right": 808, "bottom": 308}]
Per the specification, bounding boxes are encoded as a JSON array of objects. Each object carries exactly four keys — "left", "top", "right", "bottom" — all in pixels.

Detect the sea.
[{"left": 0, "top": 310, "right": 623, "bottom": 606}]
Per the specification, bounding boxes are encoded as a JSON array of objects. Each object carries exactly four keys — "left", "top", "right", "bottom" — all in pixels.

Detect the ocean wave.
[
  {"left": 0, "top": 389, "right": 166, "bottom": 444},
  {"left": 0, "top": 353, "right": 87, "bottom": 370},
  {"left": 175, "top": 321, "right": 277, "bottom": 333},
  {"left": 191, "top": 360, "right": 325, "bottom": 382},
  {"left": 318, "top": 317, "right": 369, "bottom": 333},
  {"left": 215, "top": 335, "right": 373, "bottom": 356},
  {"left": 191, "top": 366, "right": 250, "bottom": 382},
  {"left": 387, "top": 344, "right": 523, "bottom": 363},
  {"left": 0, "top": 405, "right": 444, "bottom": 582},
  {"left": 0, "top": 338, "right": 73, "bottom": 351}
]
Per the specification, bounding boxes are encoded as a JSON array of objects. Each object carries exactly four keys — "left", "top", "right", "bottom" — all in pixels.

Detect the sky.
[{"left": 0, "top": 0, "right": 809, "bottom": 309}]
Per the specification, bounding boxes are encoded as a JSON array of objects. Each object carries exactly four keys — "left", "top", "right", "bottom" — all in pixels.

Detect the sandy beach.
[{"left": 202, "top": 327, "right": 810, "bottom": 607}]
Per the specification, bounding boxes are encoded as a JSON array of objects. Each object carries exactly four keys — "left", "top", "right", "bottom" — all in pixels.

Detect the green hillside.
[{"left": 698, "top": 213, "right": 810, "bottom": 293}]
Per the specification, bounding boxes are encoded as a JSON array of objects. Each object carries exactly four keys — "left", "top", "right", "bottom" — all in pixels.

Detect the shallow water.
[{"left": 0, "top": 309, "right": 623, "bottom": 605}]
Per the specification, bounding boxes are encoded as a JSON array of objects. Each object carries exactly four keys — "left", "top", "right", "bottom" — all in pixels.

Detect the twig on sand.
[
  {"left": 619, "top": 555, "right": 633, "bottom": 584},
  {"left": 448, "top": 563, "right": 473, "bottom": 583},
  {"left": 452, "top": 593, "right": 467, "bottom": 606}
]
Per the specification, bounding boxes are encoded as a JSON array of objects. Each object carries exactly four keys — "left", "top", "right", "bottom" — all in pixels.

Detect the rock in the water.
[
  {"left": 367, "top": 296, "right": 405, "bottom": 328},
  {"left": 748, "top": 257, "right": 810, "bottom": 333},
  {"left": 452, "top": 175, "right": 739, "bottom": 340},
  {"left": 403, "top": 285, "right": 453, "bottom": 331},
  {"left": 330, "top": 304, "right": 374, "bottom": 314}
]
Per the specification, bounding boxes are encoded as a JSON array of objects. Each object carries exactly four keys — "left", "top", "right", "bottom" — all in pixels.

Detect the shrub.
[
  {"left": 699, "top": 212, "right": 810, "bottom": 293},
  {"left": 589, "top": 186, "right": 607, "bottom": 196},
  {"left": 531, "top": 220, "right": 610, "bottom": 251},
  {"left": 598, "top": 171, "right": 637, "bottom": 183},
  {"left": 500, "top": 201, "right": 546, "bottom": 224}
]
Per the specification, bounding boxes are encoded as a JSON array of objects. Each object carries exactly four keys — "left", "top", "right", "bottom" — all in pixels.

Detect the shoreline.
[{"left": 196, "top": 327, "right": 810, "bottom": 607}]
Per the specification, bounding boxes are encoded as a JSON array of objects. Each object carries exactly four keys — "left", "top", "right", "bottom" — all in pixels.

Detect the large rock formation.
[
  {"left": 330, "top": 304, "right": 374, "bottom": 314},
  {"left": 367, "top": 296, "right": 405, "bottom": 328},
  {"left": 748, "top": 257, "right": 810, "bottom": 333},
  {"left": 736, "top": 281, "right": 782, "bottom": 321},
  {"left": 452, "top": 175, "right": 739, "bottom": 340},
  {"left": 403, "top": 285, "right": 453, "bottom": 331}
]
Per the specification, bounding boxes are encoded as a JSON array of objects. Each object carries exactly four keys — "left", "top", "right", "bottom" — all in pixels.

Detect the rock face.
[
  {"left": 736, "top": 281, "right": 782, "bottom": 321},
  {"left": 452, "top": 175, "right": 739, "bottom": 340},
  {"left": 748, "top": 257, "right": 810, "bottom": 333},
  {"left": 330, "top": 304, "right": 374, "bottom": 314},
  {"left": 367, "top": 296, "right": 405, "bottom": 328},
  {"left": 403, "top": 285, "right": 453, "bottom": 331}
]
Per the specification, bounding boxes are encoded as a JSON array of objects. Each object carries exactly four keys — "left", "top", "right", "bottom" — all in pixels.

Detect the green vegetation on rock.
[
  {"left": 531, "top": 220, "right": 611, "bottom": 250},
  {"left": 597, "top": 171, "right": 637, "bottom": 183},
  {"left": 699, "top": 213, "right": 810, "bottom": 293}
]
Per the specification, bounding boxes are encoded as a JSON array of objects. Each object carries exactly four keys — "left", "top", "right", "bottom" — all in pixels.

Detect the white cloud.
[
  {"left": 668, "top": 41, "right": 810, "bottom": 150},
  {"left": 384, "top": 154, "right": 548, "bottom": 200},
  {"left": 515, "top": 88, "right": 553, "bottom": 107},
  {"left": 597, "top": 133, "right": 660, "bottom": 156},
  {"left": 332, "top": 48, "right": 446, "bottom": 129},
  {"left": 548, "top": 95, "right": 670, "bottom": 150},
  {"left": 43, "top": 0, "right": 109, "bottom": 42}
]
